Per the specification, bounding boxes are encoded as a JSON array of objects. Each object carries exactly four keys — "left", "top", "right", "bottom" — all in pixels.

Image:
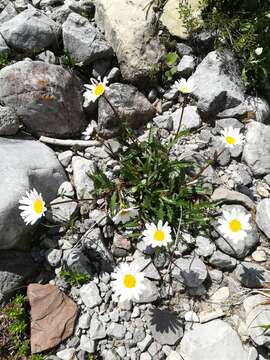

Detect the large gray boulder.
[
  {"left": 190, "top": 51, "right": 244, "bottom": 118},
  {"left": 177, "top": 320, "right": 247, "bottom": 360},
  {"left": 0, "top": 137, "right": 66, "bottom": 249},
  {"left": 0, "top": 6, "right": 61, "bottom": 53},
  {"left": 94, "top": 0, "right": 165, "bottom": 83},
  {"left": 0, "top": 60, "right": 86, "bottom": 138},
  {"left": 242, "top": 121, "right": 270, "bottom": 176},
  {"left": 0, "top": 250, "right": 38, "bottom": 299},
  {"left": 98, "top": 83, "right": 155, "bottom": 138},
  {"left": 62, "top": 13, "right": 112, "bottom": 66},
  {"left": 0, "top": 33, "right": 9, "bottom": 56}
]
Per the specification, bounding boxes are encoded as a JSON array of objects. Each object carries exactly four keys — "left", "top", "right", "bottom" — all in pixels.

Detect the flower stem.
[{"left": 174, "top": 96, "right": 187, "bottom": 138}]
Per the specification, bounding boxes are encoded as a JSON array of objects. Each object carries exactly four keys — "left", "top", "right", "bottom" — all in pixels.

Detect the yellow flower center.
[
  {"left": 154, "top": 230, "right": 165, "bottom": 241},
  {"left": 93, "top": 83, "right": 105, "bottom": 97},
  {"left": 225, "top": 136, "right": 236, "bottom": 145},
  {"left": 229, "top": 219, "right": 242, "bottom": 232},
  {"left": 179, "top": 85, "right": 190, "bottom": 94},
  {"left": 123, "top": 274, "right": 137, "bottom": 288},
  {"left": 33, "top": 198, "right": 44, "bottom": 214}
]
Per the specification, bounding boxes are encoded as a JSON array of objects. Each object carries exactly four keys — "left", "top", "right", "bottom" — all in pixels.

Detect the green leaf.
[{"left": 166, "top": 52, "right": 178, "bottom": 66}]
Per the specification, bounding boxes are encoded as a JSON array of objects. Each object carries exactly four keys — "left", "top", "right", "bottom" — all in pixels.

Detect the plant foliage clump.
[
  {"left": 91, "top": 126, "right": 212, "bottom": 235},
  {"left": 179, "top": 0, "right": 270, "bottom": 92}
]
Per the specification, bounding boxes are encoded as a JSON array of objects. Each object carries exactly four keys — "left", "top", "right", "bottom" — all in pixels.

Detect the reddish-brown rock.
[{"left": 27, "top": 283, "right": 78, "bottom": 353}]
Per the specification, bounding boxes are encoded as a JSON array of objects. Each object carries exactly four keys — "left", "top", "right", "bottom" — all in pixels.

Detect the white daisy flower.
[
  {"left": 218, "top": 208, "right": 251, "bottom": 242},
  {"left": 142, "top": 220, "right": 173, "bottom": 248},
  {"left": 111, "top": 262, "right": 146, "bottom": 302},
  {"left": 113, "top": 207, "right": 139, "bottom": 225},
  {"left": 221, "top": 127, "right": 244, "bottom": 148},
  {"left": 82, "top": 120, "right": 97, "bottom": 140},
  {"left": 83, "top": 76, "right": 109, "bottom": 103},
  {"left": 19, "top": 189, "right": 47, "bottom": 225},
  {"left": 173, "top": 77, "right": 195, "bottom": 94},
  {"left": 255, "top": 47, "right": 263, "bottom": 56}
]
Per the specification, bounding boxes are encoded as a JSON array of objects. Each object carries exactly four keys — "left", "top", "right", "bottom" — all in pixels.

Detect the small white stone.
[
  {"left": 56, "top": 348, "right": 76, "bottom": 360},
  {"left": 252, "top": 250, "right": 267, "bottom": 262},
  {"left": 184, "top": 311, "right": 200, "bottom": 323},
  {"left": 199, "top": 309, "right": 225, "bottom": 323},
  {"left": 166, "top": 351, "right": 183, "bottom": 360},
  {"left": 210, "top": 287, "right": 230, "bottom": 303}
]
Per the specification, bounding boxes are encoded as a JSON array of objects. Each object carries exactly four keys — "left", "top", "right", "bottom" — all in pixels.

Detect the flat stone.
[
  {"left": 242, "top": 121, "right": 270, "bottom": 176},
  {"left": 195, "top": 235, "right": 215, "bottom": 257},
  {"left": 57, "top": 348, "right": 76, "bottom": 360},
  {"left": 62, "top": 13, "right": 112, "bottom": 65},
  {"left": 50, "top": 196, "right": 78, "bottom": 223},
  {"left": 80, "top": 282, "right": 102, "bottom": 308},
  {"left": 148, "top": 307, "right": 183, "bottom": 345},
  {"left": 138, "top": 334, "right": 153, "bottom": 352},
  {"left": 177, "top": 319, "right": 247, "bottom": 360},
  {"left": 28, "top": 283, "right": 78, "bottom": 353},
  {"left": 211, "top": 187, "right": 254, "bottom": 210},
  {"left": 177, "top": 55, "right": 195, "bottom": 75},
  {"left": 209, "top": 250, "right": 237, "bottom": 271},
  {"left": 94, "top": 0, "right": 165, "bottom": 83},
  {"left": 72, "top": 156, "right": 96, "bottom": 199},
  {"left": 45, "top": 249, "right": 62, "bottom": 267},
  {"left": 0, "top": 5, "right": 60, "bottom": 52},
  {"left": 234, "top": 262, "right": 270, "bottom": 288},
  {"left": 78, "top": 313, "right": 91, "bottom": 329},
  {"left": 172, "top": 256, "right": 208, "bottom": 288},
  {"left": 210, "top": 287, "right": 230, "bottom": 303},
  {"left": 243, "top": 294, "right": 270, "bottom": 348},
  {"left": 0, "top": 60, "right": 86, "bottom": 138}
]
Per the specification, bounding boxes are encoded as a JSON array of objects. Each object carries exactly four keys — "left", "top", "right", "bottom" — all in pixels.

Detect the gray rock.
[
  {"left": 209, "top": 250, "right": 237, "bottom": 271},
  {"left": 138, "top": 334, "right": 153, "bottom": 352},
  {"left": 172, "top": 105, "right": 202, "bottom": 131},
  {"left": 0, "top": 60, "right": 86, "bottom": 138},
  {"left": 106, "top": 322, "right": 126, "bottom": 339},
  {"left": 62, "top": 13, "right": 112, "bottom": 66},
  {"left": 50, "top": 196, "right": 78, "bottom": 223},
  {"left": 234, "top": 262, "right": 270, "bottom": 288},
  {"left": 177, "top": 319, "right": 247, "bottom": 360},
  {"left": 58, "top": 151, "right": 73, "bottom": 168},
  {"left": 64, "top": 248, "right": 92, "bottom": 276},
  {"left": 215, "top": 205, "right": 259, "bottom": 259},
  {"left": 172, "top": 256, "right": 208, "bottom": 288},
  {"left": 58, "top": 181, "right": 74, "bottom": 198},
  {"left": 0, "top": 250, "right": 38, "bottom": 298},
  {"left": 72, "top": 156, "right": 96, "bottom": 199},
  {"left": 242, "top": 121, "right": 270, "bottom": 176},
  {"left": 98, "top": 83, "right": 154, "bottom": 138},
  {"left": 89, "top": 316, "right": 106, "bottom": 340},
  {"left": 94, "top": 0, "right": 165, "bottom": 83},
  {"left": 107, "top": 67, "right": 120, "bottom": 82},
  {"left": 177, "top": 55, "right": 195, "bottom": 75},
  {"left": 135, "top": 278, "right": 159, "bottom": 303},
  {"left": 153, "top": 113, "right": 173, "bottom": 131},
  {"left": 176, "top": 43, "right": 193, "bottom": 56},
  {"left": 211, "top": 187, "right": 254, "bottom": 210},
  {"left": 243, "top": 294, "right": 270, "bottom": 348},
  {"left": 0, "top": 105, "right": 19, "bottom": 135},
  {"left": 0, "top": 33, "right": 9, "bottom": 56},
  {"left": 36, "top": 50, "right": 58, "bottom": 64},
  {"left": 195, "top": 236, "right": 215, "bottom": 257},
  {"left": 80, "top": 282, "right": 102, "bottom": 308},
  {"left": 78, "top": 312, "right": 91, "bottom": 329},
  {"left": 0, "top": 6, "right": 60, "bottom": 52},
  {"left": 190, "top": 51, "right": 244, "bottom": 118},
  {"left": 148, "top": 307, "right": 183, "bottom": 345},
  {"left": 79, "top": 335, "right": 95, "bottom": 354},
  {"left": 256, "top": 199, "right": 270, "bottom": 238},
  {"left": 102, "top": 349, "right": 121, "bottom": 360},
  {"left": 45, "top": 248, "right": 62, "bottom": 267},
  {"left": 0, "top": 137, "right": 66, "bottom": 249},
  {"left": 217, "top": 96, "right": 270, "bottom": 124},
  {"left": 0, "top": 2, "right": 17, "bottom": 24}
]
